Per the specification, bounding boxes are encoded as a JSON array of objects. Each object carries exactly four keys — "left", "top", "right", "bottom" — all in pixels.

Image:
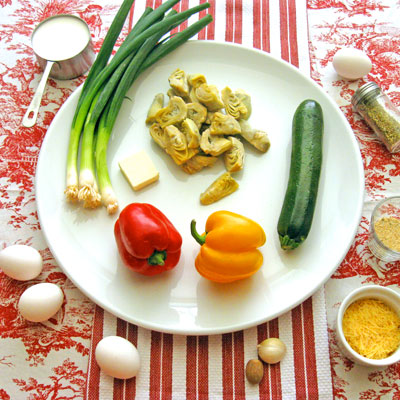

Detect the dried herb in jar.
[{"left": 352, "top": 82, "right": 400, "bottom": 153}]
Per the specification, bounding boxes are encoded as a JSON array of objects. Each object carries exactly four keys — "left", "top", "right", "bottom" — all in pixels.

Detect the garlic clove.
[
  {"left": 257, "top": 338, "right": 286, "bottom": 364},
  {"left": 246, "top": 359, "right": 264, "bottom": 384}
]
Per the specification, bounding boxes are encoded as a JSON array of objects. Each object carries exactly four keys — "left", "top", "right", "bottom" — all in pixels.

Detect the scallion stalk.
[
  {"left": 79, "top": 10, "right": 179, "bottom": 208},
  {"left": 65, "top": 0, "right": 136, "bottom": 201},
  {"left": 74, "top": 2, "right": 211, "bottom": 130},
  {"left": 138, "top": 14, "right": 213, "bottom": 73},
  {"left": 77, "top": 90, "right": 102, "bottom": 208},
  {"left": 95, "top": 102, "right": 118, "bottom": 214},
  {"left": 95, "top": 13, "right": 212, "bottom": 213},
  {"left": 67, "top": 0, "right": 212, "bottom": 212},
  {"left": 95, "top": 21, "right": 177, "bottom": 213}
]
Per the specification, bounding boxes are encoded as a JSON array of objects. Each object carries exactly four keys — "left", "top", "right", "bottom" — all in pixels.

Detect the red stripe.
[
  {"left": 206, "top": 0, "right": 216, "bottom": 40},
  {"left": 279, "top": 0, "right": 289, "bottom": 62},
  {"left": 257, "top": 323, "right": 270, "bottom": 400},
  {"left": 149, "top": 331, "right": 162, "bottom": 400},
  {"left": 113, "top": 319, "right": 128, "bottom": 400},
  {"left": 253, "top": 0, "right": 261, "bottom": 49},
  {"left": 269, "top": 319, "right": 282, "bottom": 400},
  {"left": 222, "top": 333, "right": 233, "bottom": 400},
  {"left": 162, "top": 334, "right": 173, "bottom": 400},
  {"left": 225, "top": 0, "right": 234, "bottom": 42},
  {"left": 303, "top": 299, "right": 319, "bottom": 399},
  {"left": 198, "top": 0, "right": 215, "bottom": 40},
  {"left": 233, "top": 0, "right": 243, "bottom": 44},
  {"left": 179, "top": 0, "right": 189, "bottom": 31},
  {"left": 262, "top": 0, "right": 270, "bottom": 52},
  {"left": 125, "top": 324, "right": 138, "bottom": 399},
  {"left": 198, "top": 0, "right": 207, "bottom": 40},
  {"left": 198, "top": 336, "right": 209, "bottom": 400},
  {"left": 155, "top": 0, "right": 162, "bottom": 8},
  {"left": 85, "top": 306, "right": 104, "bottom": 400},
  {"left": 186, "top": 336, "right": 197, "bottom": 400},
  {"left": 172, "top": 1, "right": 181, "bottom": 12},
  {"left": 288, "top": 0, "right": 299, "bottom": 67},
  {"left": 146, "top": 0, "right": 154, "bottom": 8},
  {"left": 233, "top": 331, "right": 245, "bottom": 398},
  {"left": 292, "top": 305, "right": 307, "bottom": 399}
]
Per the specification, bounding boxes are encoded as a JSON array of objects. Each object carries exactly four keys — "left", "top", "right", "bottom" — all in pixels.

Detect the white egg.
[
  {"left": 95, "top": 336, "right": 140, "bottom": 379},
  {"left": 333, "top": 48, "right": 372, "bottom": 80},
  {"left": 0, "top": 245, "right": 43, "bottom": 281},
  {"left": 18, "top": 283, "right": 64, "bottom": 322}
]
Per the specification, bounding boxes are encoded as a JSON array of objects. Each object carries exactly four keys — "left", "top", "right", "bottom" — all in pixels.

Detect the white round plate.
[{"left": 36, "top": 41, "right": 364, "bottom": 335}]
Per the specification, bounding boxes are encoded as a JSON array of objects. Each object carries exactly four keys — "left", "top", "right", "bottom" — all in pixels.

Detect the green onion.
[
  {"left": 76, "top": 2, "right": 211, "bottom": 127},
  {"left": 94, "top": 19, "right": 177, "bottom": 213},
  {"left": 78, "top": 9, "right": 180, "bottom": 206},
  {"left": 65, "top": 0, "right": 136, "bottom": 201},
  {"left": 72, "top": 0, "right": 186, "bottom": 143},
  {"left": 139, "top": 14, "right": 213, "bottom": 73},
  {"left": 96, "top": 14, "right": 212, "bottom": 213},
  {"left": 78, "top": 0, "right": 137, "bottom": 108},
  {"left": 76, "top": 90, "right": 102, "bottom": 208},
  {"left": 95, "top": 102, "right": 117, "bottom": 214},
  {"left": 66, "top": 0, "right": 212, "bottom": 212}
]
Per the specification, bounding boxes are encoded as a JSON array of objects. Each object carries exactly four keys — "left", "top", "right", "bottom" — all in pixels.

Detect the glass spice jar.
[
  {"left": 352, "top": 82, "right": 400, "bottom": 153},
  {"left": 368, "top": 196, "right": 400, "bottom": 262}
]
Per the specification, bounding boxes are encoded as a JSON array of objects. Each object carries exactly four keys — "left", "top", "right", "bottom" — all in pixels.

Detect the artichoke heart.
[
  {"left": 195, "top": 84, "right": 224, "bottom": 111},
  {"left": 181, "top": 118, "right": 201, "bottom": 149},
  {"left": 210, "top": 112, "right": 241, "bottom": 135},
  {"left": 205, "top": 111, "right": 216, "bottom": 125},
  {"left": 146, "top": 93, "right": 164, "bottom": 124},
  {"left": 224, "top": 136, "right": 245, "bottom": 172},
  {"left": 235, "top": 89, "right": 252, "bottom": 120},
  {"left": 200, "top": 128, "right": 232, "bottom": 156},
  {"left": 168, "top": 68, "right": 189, "bottom": 98},
  {"left": 181, "top": 155, "right": 218, "bottom": 174},
  {"left": 164, "top": 125, "right": 198, "bottom": 165},
  {"left": 239, "top": 119, "right": 270, "bottom": 153},
  {"left": 200, "top": 172, "right": 239, "bottom": 205},
  {"left": 187, "top": 73, "right": 207, "bottom": 89},
  {"left": 221, "top": 87, "right": 248, "bottom": 120},
  {"left": 166, "top": 88, "right": 178, "bottom": 100},
  {"left": 149, "top": 123, "right": 167, "bottom": 149},
  {"left": 155, "top": 96, "right": 187, "bottom": 128},
  {"left": 186, "top": 102, "right": 208, "bottom": 128}
]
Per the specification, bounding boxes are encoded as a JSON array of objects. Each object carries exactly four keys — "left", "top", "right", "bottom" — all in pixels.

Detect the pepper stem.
[
  {"left": 190, "top": 219, "right": 206, "bottom": 245},
  {"left": 148, "top": 250, "right": 167, "bottom": 266}
]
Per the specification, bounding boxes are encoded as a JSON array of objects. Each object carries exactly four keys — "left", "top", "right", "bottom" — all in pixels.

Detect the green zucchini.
[{"left": 277, "top": 99, "right": 323, "bottom": 250}]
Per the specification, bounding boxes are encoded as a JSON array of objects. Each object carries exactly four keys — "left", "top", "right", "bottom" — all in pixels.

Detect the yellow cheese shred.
[{"left": 342, "top": 298, "right": 400, "bottom": 360}]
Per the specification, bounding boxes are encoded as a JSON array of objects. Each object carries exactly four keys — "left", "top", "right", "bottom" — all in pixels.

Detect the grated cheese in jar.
[{"left": 342, "top": 298, "right": 400, "bottom": 360}]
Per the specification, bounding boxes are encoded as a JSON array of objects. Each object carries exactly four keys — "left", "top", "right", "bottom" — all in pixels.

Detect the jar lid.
[{"left": 351, "top": 81, "right": 381, "bottom": 107}]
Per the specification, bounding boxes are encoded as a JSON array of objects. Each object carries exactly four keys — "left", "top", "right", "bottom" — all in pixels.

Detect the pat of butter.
[{"left": 118, "top": 150, "right": 159, "bottom": 191}]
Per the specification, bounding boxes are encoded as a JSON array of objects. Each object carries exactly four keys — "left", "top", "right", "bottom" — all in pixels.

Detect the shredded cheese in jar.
[{"left": 342, "top": 298, "right": 400, "bottom": 360}]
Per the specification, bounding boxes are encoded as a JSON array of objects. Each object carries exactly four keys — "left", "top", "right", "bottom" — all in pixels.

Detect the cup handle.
[{"left": 22, "top": 61, "right": 55, "bottom": 128}]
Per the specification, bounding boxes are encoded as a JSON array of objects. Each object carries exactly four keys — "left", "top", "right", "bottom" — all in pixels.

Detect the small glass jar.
[
  {"left": 368, "top": 196, "right": 400, "bottom": 262},
  {"left": 352, "top": 82, "right": 400, "bottom": 153}
]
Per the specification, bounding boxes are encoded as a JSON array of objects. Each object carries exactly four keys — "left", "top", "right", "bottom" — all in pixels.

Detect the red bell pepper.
[{"left": 114, "top": 203, "right": 182, "bottom": 276}]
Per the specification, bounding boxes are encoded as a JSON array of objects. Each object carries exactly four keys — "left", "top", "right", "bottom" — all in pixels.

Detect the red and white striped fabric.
[
  {"left": 86, "top": 288, "right": 332, "bottom": 399},
  {"left": 85, "top": 1, "right": 332, "bottom": 399}
]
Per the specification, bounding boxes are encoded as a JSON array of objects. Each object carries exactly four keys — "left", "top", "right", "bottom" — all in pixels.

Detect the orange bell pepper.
[{"left": 190, "top": 210, "right": 266, "bottom": 283}]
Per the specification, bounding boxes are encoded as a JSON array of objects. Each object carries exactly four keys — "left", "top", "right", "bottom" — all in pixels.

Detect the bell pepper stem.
[
  {"left": 190, "top": 219, "right": 206, "bottom": 245},
  {"left": 148, "top": 250, "right": 167, "bottom": 266}
]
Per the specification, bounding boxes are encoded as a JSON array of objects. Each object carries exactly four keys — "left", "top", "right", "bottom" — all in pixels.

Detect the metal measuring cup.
[{"left": 22, "top": 14, "right": 95, "bottom": 128}]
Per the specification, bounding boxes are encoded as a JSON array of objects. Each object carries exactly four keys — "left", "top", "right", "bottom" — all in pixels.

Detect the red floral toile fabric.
[
  {"left": 308, "top": 1, "right": 400, "bottom": 398},
  {"left": 0, "top": 0, "right": 399, "bottom": 399}
]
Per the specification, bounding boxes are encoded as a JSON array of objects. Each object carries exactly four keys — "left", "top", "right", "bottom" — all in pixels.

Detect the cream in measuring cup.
[{"left": 22, "top": 14, "right": 95, "bottom": 128}]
